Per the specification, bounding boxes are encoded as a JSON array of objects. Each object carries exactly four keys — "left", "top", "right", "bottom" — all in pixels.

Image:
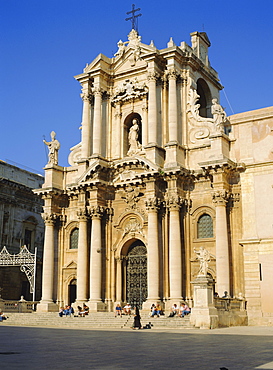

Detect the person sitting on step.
[{"left": 179, "top": 303, "right": 191, "bottom": 318}]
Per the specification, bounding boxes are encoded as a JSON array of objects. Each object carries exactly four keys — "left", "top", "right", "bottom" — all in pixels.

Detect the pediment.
[
  {"left": 83, "top": 53, "right": 112, "bottom": 74},
  {"left": 112, "top": 156, "right": 159, "bottom": 185},
  {"left": 64, "top": 260, "right": 77, "bottom": 269}
]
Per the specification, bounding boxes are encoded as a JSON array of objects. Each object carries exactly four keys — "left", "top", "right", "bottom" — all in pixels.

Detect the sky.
[{"left": 1, "top": 0, "right": 273, "bottom": 174}]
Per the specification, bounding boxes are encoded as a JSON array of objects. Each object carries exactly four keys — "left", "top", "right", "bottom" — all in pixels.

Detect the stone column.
[
  {"left": 89, "top": 206, "right": 103, "bottom": 310},
  {"left": 76, "top": 209, "right": 89, "bottom": 304},
  {"left": 92, "top": 88, "right": 103, "bottom": 156},
  {"left": 37, "top": 213, "right": 58, "bottom": 312},
  {"left": 167, "top": 69, "right": 178, "bottom": 143},
  {"left": 168, "top": 196, "right": 183, "bottom": 302},
  {"left": 114, "top": 104, "right": 122, "bottom": 159},
  {"left": 115, "top": 257, "right": 123, "bottom": 302},
  {"left": 147, "top": 72, "right": 157, "bottom": 144},
  {"left": 212, "top": 190, "right": 230, "bottom": 297},
  {"left": 144, "top": 198, "right": 160, "bottom": 305},
  {"left": 80, "top": 92, "right": 92, "bottom": 159}
]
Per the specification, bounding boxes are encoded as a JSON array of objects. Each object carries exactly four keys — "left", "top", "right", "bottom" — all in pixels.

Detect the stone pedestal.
[
  {"left": 164, "top": 142, "right": 185, "bottom": 168},
  {"left": 36, "top": 302, "right": 59, "bottom": 312},
  {"left": 190, "top": 275, "right": 219, "bottom": 329}
]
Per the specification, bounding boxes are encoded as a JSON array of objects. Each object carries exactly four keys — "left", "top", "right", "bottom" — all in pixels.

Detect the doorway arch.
[
  {"left": 68, "top": 279, "right": 77, "bottom": 305},
  {"left": 125, "top": 240, "right": 147, "bottom": 308}
]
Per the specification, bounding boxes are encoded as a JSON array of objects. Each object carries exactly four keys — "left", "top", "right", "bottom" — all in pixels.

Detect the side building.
[
  {"left": 35, "top": 30, "right": 273, "bottom": 326},
  {"left": 0, "top": 160, "right": 44, "bottom": 301}
]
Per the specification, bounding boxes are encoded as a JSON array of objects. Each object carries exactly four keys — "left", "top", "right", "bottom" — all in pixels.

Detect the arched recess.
[
  {"left": 197, "top": 78, "right": 212, "bottom": 118},
  {"left": 123, "top": 112, "right": 142, "bottom": 156}
]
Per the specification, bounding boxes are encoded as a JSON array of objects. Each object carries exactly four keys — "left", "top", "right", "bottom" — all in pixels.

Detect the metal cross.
[{"left": 125, "top": 4, "right": 142, "bottom": 32}]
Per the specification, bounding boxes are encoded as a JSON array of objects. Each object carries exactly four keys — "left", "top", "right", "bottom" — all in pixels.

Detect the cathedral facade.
[{"left": 35, "top": 30, "right": 273, "bottom": 325}]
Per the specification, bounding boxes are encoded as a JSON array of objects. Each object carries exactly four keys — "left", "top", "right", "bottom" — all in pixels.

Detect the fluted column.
[
  {"left": 89, "top": 206, "right": 104, "bottom": 304},
  {"left": 40, "top": 213, "right": 57, "bottom": 303},
  {"left": 168, "top": 69, "right": 178, "bottom": 143},
  {"left": 168, "top": 196, "right": 183, "bottom": 301},
  {"left": 76, "top": 209, "right": 89, "bottom": 303},
  {"left": 212, "top": 190, "right": 230, "bottom": 296},
  {"left": 115, "top": 257, "right": 123, "bottom": 302},
  {"left": 80, "top": 92, "right": 92, "bottom": 158},
  {"left": 92, "top": 88, "right": 103, "bottom": 155},
  {"left": 147, "top": 72, "right": 158, "bottom": 144},
  {"left": 145, "top": 198, "right": 160, "bottom": 302}
]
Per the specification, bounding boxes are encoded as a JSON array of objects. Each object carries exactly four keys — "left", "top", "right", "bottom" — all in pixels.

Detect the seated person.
[
  {"left": 0, "top": 311, "right": 7, "bottom": 321},
  {"left": 168, "top": 304, "right": 178, "bottom": 317},
  {"left": 77, "top": 305, "right": 84, "bottom": 317},
  {"left": 151, "top": 304, "right": 162, "bottom": 317},
  {"left": 59, "top": 307, "right": 64, "bottom": 317},
  {"left": 83, "top": 304, "right": 89, "bottom": 316},
  {"left": 115, "top": 304, "right": 122, "bottom": 317},
  {"left": 180, "top": 303, "right": 191, "bottom": 317},
  {"left": 123, "top": 303, "right": 131, "bottom": 315}
]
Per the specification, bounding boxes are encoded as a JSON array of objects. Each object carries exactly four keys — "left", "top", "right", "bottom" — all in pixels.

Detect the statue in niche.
[
  {"left": 43, "top": 131, "right": 60, "bottom": 166},
  {"left": 211, "top": 98, "right": 227, "bottom": 132},
  {"left": 194, "top": 246, "right": 214, "bottom": 277},
  {"left": 127, "top": 118, "right": 141, "bottom": 155}
]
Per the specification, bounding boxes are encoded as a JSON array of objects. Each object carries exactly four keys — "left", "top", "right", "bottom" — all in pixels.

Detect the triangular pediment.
[{"left": 64, "top": 260, "right": 77, "bottom": 269}]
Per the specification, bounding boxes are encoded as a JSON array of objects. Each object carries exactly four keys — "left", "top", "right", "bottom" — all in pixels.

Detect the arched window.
[
  {"left": 70, "top": 228, "right": 79, "bottom": 249},
  {"left": 197, "top": 214, "right": 213, "bottom": 238},
  {"left": 197, "top": 79, "right": 212, "bottom": 118}
]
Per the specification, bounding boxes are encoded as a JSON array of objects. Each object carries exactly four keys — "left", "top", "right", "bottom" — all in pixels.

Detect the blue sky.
[{"left": 1, "top": 0, "right": 273, "bottom": 174}]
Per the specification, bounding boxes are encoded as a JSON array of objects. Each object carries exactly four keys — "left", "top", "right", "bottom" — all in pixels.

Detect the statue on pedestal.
[
  {"left": 43, "top": 131, "right": 60, "bottom": 166},
  {"left": 194, "top": 246, "right": 214, "bottom": 277}
]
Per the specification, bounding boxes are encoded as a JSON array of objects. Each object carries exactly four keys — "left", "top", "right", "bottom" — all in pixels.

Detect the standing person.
[{"left": 132, "top": 306, "right": 142, "bottom": 329}]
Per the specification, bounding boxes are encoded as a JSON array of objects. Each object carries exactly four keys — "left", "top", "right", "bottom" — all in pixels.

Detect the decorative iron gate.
[{"left": 126, "top": 244, "right": 147, "bottom": 308}]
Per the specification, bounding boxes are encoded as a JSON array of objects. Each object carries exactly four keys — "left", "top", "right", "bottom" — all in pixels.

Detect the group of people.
[
  {"left": 150, "top": 304, "right": 164, "bottom": 317},
  {"left": 168, "top": 303, "right": 191, "bottom": 318},
  {"left": 58, "top": 303, "right": 89, "bottom": 317},
  {"left": 59, "top": 305, "right": 74, "bottom": 317},
  {"left": 115, "top": 303, "right": 132, "bottom": 317}
]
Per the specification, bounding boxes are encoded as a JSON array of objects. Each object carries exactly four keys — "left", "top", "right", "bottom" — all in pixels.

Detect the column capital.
[
  {"left": 147, "top": 71, "right": 159, "bottom": 82},
  {"left": 167, "top": 68, "right": 178, "bottom": 80},
  {"left": 88, "top": 205, "right": 105, "bottom": 219},
  {"left": 212, "top": 190, "right": 229, "bottom": 206},
  {"left": 77, "top": 208, "right": 89, "bottom": 221},
  {"left": 80, "top": 92, "right": 92, "bottom": 103},
  {"left": 145, "top": 197, "right": 160, "bottom": 211},
  {"left": 41, "top": 213, "right": 57, "bottom": 225},
  {"left": 166, "top": 195, "right": 185, "bottom": 211},
  {"left": 92, "top": 87, "right": 104, "bottom": 97}
]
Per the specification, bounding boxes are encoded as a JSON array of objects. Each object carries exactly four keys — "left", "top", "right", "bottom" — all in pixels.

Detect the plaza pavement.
[{"left": 1, "top": 325, "right": 273, "bottom": 369}]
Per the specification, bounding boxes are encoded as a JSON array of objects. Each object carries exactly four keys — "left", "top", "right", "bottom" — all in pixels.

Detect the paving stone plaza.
[{"left": 1, "top": 325, "right": 273, "bottom": 369}]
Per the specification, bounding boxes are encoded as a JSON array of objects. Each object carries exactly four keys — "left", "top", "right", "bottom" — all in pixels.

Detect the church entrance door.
[
  {"left": 68, "top": 279, "right": 77, "bottom": 305},
  {"left": 126, "top": 242, "right": 147, "bottom": 308}
]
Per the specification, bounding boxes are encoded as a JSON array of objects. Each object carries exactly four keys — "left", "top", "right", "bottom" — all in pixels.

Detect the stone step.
[{"left": 1, "top": 312, "right": 195, "bottom": 330}]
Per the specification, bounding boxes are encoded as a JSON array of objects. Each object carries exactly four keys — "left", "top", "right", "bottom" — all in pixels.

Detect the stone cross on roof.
[{"left": 125, "top": 4, "right": 142, "bottom": 32}]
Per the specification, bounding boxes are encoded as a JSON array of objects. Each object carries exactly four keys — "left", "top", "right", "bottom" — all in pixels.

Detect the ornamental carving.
[
  {"left": 120, "top": 186, "right": 143, "bottom": 208},
  {"left": 112, "top": 78, "right": 148, "bottom": 104},
  {"left": 212, "top": 190, "right": 229, "bottom": 205},
  {"left": 194, "top": 246, "right": 215, "bottom": 277},
  {"left": 42, "top": 213, "right": 58, "bottom": 225},
  {"left": 165, "top": 195, "right": 185, "bottom": 210},
  {"left": 114, "top": 30, "right": 142, "bottom": 66},
  {"left": 88, "top": 206, "right": 105, "bottom": 219},
  {"left": 122, "top": 217, "right": 144, "bottom": 238},
  {"left": 77, "top": 208, "right": 89, "bottom": 220},
  {"left": 145, "top": 197, "right": 161, "bottom": 211},
  {"left": 187, "top": 88, "right": 227, "bottom": 143}
]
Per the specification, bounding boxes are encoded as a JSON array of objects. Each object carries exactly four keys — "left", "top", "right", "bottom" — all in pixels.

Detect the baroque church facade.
[{"left": 35, "top": 29, "right": 273, "bottom": 325}]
